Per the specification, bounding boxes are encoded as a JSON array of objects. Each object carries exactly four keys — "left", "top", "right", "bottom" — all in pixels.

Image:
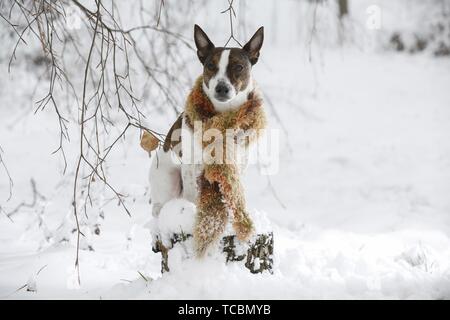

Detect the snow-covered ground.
[
  {"left": 1, "top": 0, "right": 450, "bottom": 299},
  {"left": 1, "top": 46, "right": 449, "bottom": 299}
]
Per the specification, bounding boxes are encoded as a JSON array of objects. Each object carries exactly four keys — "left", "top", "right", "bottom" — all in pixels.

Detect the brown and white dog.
[{"left": 149, "top": 25, "right": 264, "bottom": 218}]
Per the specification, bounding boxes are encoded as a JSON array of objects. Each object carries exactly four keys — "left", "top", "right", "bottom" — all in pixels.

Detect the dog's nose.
[{"left": 215, "top": 82, "right": 230, "bottom": 96}]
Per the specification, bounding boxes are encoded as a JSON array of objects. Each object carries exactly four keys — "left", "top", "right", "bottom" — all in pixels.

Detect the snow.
[
  {"left": 153, "top": 198, "right": 272, "bottom": 248},
  {"left": 1, "top": 1, "right": 450, "bottom": 300},
  {"left": 26, "top": 275, "right": 37, "bottom": 293},
  {"left": 156, "top": 199, "right": 196, "bottom": 247}
]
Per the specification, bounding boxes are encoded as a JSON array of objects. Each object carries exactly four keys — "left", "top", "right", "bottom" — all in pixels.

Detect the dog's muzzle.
[{"left": 214, "top": 81, "right": 231, "bottom": 101}]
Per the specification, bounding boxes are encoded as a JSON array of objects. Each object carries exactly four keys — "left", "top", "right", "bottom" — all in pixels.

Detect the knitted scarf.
[{"left": 184, "top": 76, "right": 267, "bottom": 256}]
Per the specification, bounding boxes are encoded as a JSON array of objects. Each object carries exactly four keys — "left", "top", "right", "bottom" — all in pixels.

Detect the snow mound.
[
  {"left": 156, "top": 199, "right": 273, "bottom": 241},
  {"left": 149, "top": 200, "right": 274, "bottom": 269},
  {"left": 156, "top": 199, "right": 196, "bottom": 246},
  {"left": 223, "top": 209, "right": 273, "bottom": 247}
]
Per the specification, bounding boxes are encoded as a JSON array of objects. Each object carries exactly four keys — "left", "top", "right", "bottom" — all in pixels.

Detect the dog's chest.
[{"left": 180, "top": 115, "right": 249, "bottom": 203}]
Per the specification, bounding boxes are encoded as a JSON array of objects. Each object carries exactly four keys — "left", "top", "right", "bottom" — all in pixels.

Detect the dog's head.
[{"left": 194, "top": 25, "right": 264, "bottom": 112}]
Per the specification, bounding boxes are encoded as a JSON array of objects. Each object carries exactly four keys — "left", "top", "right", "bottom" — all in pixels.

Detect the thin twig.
[
  {"left": 222, "top": 0, "right": 242, "bottom": 47},
  {"left": 0, "top": 145, "right": 13, "bottom": 201},
  {"left": 72, "top": 0, "right": 102, "bottom": 286},
  {"left": 6, "top": 179, "right": 45, "bottom": 218},
  {"left": 156, "top": 0, "right": 164, "bottom": 27},
  {"left": 308, "top": 1, "right": 319, "bottom": 63}
]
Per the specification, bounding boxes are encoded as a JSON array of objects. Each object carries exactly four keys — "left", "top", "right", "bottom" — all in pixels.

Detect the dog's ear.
[
  {"left": 194, "top": 25, "right": 215, "bottom": 64},
  {"left": 243, "top": 27, "right": 264, "bottom": 65}
]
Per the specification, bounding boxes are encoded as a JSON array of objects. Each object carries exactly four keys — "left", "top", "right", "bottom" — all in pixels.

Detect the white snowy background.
[{"left": 1, "top": 0, "right": 450, "bottom": 299}]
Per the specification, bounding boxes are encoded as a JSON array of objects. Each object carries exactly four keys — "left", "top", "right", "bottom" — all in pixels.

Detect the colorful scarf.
[{"left": 184, "top": 76, "right": 267, "bottom": 256}]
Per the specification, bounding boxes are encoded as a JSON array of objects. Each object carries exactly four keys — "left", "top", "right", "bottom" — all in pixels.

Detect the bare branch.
[
  {"left": 0, "top": 0, "right": 198, "bottom": 284},
  {"left": 0, "top": 145, "right": 13, "bottom": 202},
  {"left": 222, "top": 0, "right": 242, "bottom": 47},
  {"left": 5, "top": 179, "right": 45, "bottom": 218}
]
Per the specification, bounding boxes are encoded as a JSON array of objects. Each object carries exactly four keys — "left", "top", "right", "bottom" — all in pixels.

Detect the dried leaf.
[{"left": 140, "top": 130, "right": 159, "bottom": 152}]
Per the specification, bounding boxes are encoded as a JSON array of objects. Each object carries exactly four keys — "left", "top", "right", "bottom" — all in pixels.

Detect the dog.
[{"left": 149, "top": 25, "right": 265, "bottom": 245}]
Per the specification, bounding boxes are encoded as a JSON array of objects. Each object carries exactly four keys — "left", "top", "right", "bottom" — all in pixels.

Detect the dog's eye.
[
  {"left": 206, "top": 62, "right": 215, "bottom": 71},
  {"left": 234, "top": 64, "right": 243, "bottom": 72}
]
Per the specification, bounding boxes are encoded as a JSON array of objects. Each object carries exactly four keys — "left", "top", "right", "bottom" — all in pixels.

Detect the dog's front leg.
[{"left": 149, "top": 148, "right": 182, "bottom": 217}]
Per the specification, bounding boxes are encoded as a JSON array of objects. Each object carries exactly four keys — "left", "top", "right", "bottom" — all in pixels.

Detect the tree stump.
[
  {"left": 152, "top": 232, "right": 274, "bottom": 274},
  {"left": 152, "top": 232, "right": 192, "bottom": 273}
]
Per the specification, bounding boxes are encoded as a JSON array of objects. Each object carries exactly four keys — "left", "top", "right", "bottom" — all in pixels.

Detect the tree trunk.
[
  {"left": 152, "top": 232, "right": 274, "bottom": 274},
  {"left": 338, "top": 0, "right": 349, "bottom": 19}
]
